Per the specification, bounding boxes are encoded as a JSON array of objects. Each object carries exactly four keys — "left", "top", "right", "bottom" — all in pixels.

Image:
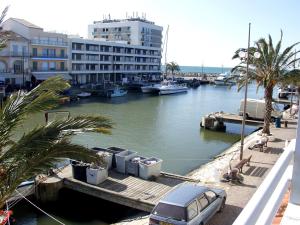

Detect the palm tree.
[
  {"left": 0, "top": 77, "right": 113, "bottom": 208},
  {"left": 232, "top": 31, "right": 300, "bottom": 135},
  {"left": 166, "top": 61, "right": 180, "bottom": 76}
]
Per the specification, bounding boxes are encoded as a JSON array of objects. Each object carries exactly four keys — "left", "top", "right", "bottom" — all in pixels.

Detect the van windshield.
[{"left": 152, "top": 203, "right": 186, "bottom": 221}]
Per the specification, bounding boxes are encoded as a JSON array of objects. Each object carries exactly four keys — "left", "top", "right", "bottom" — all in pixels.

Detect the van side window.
[
  {"left": 187, "top": 200, "right": 198, "bottom": 221},
  {"left": 198, "top": 195, "right": 209, "bottom": 211},
  {"left": 205, "top": 191, "right": 217, "bottom": 202}
]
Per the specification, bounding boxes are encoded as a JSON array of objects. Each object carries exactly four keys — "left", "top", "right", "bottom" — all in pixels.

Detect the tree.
[
  {"left": 166, "top": 61, "right": 180, "bottom": 76},
  {"left": 232, "top": 31, "right": 300, "bottom": 134},
  {"left": 0, "top": 77, "right": 113, "bottom": 208}
]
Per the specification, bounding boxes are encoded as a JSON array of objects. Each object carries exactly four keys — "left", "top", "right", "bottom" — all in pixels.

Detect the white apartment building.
[
  {"left": 0, "top": 30, "right": 30, "bottom": 85},
  {"left": 88, "top": 17, "right": 163, "bottom": 48},
  {"left": 0, "top": 18, "right": 70, "bottom": 85},
  {"left": 0, "top": 18, "right": 162, "bottom": 86},
  {"left": 70, "top": 37, "right": 161, "bottom": 84}
]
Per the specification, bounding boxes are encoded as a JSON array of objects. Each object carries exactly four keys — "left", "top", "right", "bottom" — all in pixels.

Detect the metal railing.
[
  {"left": 232, "top": 139, "right": 296, "bottom": 225},
  {"left": 31, "top": 39, "right": 68, "bottom": 46},
  {"left": 32, "top": 68, "right": 68, "bottom": 72},
  {"left": 31, "top": 54, "right": 68, "bottom": 59}
]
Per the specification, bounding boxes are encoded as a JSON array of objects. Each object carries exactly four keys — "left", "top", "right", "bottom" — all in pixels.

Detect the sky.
[{"left": 2, "top": 0, "right": 300, "bottom": 67}]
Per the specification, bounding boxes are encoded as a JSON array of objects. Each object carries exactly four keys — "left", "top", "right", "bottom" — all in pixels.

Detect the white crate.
[
  {"left": 86, "top": 167, "right": 108, "bottom": 185},
  {"left": 96, "top": 151, "right": 113, "bottom": 169},
  {"left": 139, "top": 157, "right": 163, "bottom": 180},
  {"left": 115, "top": 150, "right": 137, "bottom": 174}
]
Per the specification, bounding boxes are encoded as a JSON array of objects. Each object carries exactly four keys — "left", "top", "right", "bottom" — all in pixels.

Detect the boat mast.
[{"left": 162, "top": 25, "right": 169, "bottom": 79}]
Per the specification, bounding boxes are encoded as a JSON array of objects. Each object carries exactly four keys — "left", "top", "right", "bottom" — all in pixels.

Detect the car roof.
[{"left": 159, "top": 183, "right": 209, "bottom": 207}]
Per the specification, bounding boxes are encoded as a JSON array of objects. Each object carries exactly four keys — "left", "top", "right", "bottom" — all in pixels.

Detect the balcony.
[
  {"left": 31, "top": 39, "right": 68, "bottom": 47},
  {"left": 31, "top": 54, "right": 68, "bottom": 60},
  {"left": 31, "top": 68, "right": 68, "bottom": 73},
  {"left": 0, "top": 51, "right": 30, "bottom": 57}
]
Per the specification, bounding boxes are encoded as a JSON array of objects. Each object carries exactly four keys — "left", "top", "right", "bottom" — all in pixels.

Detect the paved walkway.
[{"left": 114, "top": 121, "right": 297, "bottom": 225}]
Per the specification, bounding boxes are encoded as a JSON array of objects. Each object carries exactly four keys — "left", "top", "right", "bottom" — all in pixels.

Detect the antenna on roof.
[{"left": 108, "top": 14, "right": 111, "bottom": 20}]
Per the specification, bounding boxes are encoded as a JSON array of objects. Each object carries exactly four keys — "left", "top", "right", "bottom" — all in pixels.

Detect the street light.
[{"left": 238, "top": 23, "right": 260, "bottom": 160}]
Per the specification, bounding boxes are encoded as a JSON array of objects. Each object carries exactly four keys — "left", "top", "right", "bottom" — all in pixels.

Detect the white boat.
[
  {"left": 141, "top": 83, "right": 162, "bottom": 93},
  {"left": 77, "top": 92, "right": 91, "bottom": 98},
  {"left": 107, "top": 87, "right": 128, "bottom": 98},
  {"left": 158, "top": 82, "right": 188, "bottom": 95},
  {"left": 214, "top": 73, "right": 236, "bottom": 86}
]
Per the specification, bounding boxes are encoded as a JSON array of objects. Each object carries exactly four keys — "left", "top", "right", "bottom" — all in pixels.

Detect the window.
[
  {"left": 42, "top": 48, "right": 48, "bottom": 56},
  {"left": 60, "top": 49, "right": 65, "bottom": 57},
  {"left": 205, "top": 191, "right": 217, "bottom": 202},
  {"left": 32, "top": 48, "right": 37, "bottom": 57},
  {"left": 48, "top": 49, "right": 56, "bottom": 57},
  {"left": 153, "top": 203, "right": 186, "bottom": 222},
  {"left": 49, "top": 62, "right": 56, "bottom": 70},
  {"left": 198, "top": 195, "right": 209, "bottom": 211},
  {"left": 22, "top": 46, "right": 27, "bottom": 55},
  {"left": 12, "top": 45, "right": 18, "bottom": 55},
  {"left": 60, "top": 62, "right": 65, "bottom": 70},
  {"left": 42, "top": 62, "right": 48, "bottom": 71},
  {"left": 32, "top": 61, "right": 38, "bottom": 71},
  {"left": 187, "top": 200, "right": 198, "bottom": 221}
]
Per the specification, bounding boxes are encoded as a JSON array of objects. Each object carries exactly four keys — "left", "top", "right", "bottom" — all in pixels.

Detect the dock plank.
[{"left": 61, "top": 167, "right": 185, "bottom": 212}]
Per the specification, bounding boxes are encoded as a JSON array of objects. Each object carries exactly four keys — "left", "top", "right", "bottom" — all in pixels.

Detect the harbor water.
[{"left": 13, "top": 84, "right": 264, "bottom": 224}]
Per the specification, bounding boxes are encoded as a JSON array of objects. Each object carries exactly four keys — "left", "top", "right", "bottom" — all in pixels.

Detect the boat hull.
[
  {"left": 141, "top": 85, "right": 161, "bottom": 93},
  {"left": 159, "top": 88, "right": 188, "bottom": 95},
  {"left": 107, "top": 90, "right": 128, "bottom": 98}
]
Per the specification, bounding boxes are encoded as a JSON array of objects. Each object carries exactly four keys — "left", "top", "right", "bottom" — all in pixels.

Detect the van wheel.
[{"left": 218, "top": 198, "right": 226, "bottom": 212}]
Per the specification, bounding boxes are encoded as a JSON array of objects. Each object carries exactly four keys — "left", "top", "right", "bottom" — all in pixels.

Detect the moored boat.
[
  {"left": 106, "top": 87, "right": 127, "bottom": 98},
  {"left": 77, "top": 92, "right": 91, "bottom": 98},
  {"left": 158, "top": 82, "right": 188, "bottom": 95},
  {"left": 141, "top": 83, "right": 162, "bottom": 93},
  {"left": 214, "top": 73, "right": 236, "bottom": 86}
]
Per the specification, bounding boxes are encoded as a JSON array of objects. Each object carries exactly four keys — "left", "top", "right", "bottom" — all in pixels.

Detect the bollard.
[{"left": 284, "top": 120, "right": 288, "bottom": 128}]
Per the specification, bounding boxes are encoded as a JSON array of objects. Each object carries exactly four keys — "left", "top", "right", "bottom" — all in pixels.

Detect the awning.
[{"left": 33, "top": 73, "right": 72, "bottom": 80}]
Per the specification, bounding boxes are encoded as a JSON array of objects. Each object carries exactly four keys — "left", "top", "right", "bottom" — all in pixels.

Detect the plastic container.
[
  {"left": 92, "top": 147, "right": 127, "bottom": 168},
  {"left": 86, "top": 166, "right": 108, "bottom": 185},
  {"left": 126, "top": 156, "right": 147, "bottom": 177},
  {"left": 275, "top": 117, "right": 281, "bottom": 128},
  {"left": 71, "top": 160, "right": 89, "bottom": 182},
  {"left": 115, "top": 150, "right": 137, "bottom": 174},
  {"left": 139, "top": 157, "right": 163, "bottom": 180},
  {"left": 96, "top": 151, "right": 113, "bottom": 169},
  {"left": 107, "top": 147, "right": 127, "bottom": 168}
]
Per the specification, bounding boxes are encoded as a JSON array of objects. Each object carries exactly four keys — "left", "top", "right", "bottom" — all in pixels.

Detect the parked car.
[{"left": 149, "top": 183, "right": 226, "bottom": 225}]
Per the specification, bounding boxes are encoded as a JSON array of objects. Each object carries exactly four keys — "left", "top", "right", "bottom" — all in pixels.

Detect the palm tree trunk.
[{"left": 262, "top": 85, "right": 274, "bottom": 134}]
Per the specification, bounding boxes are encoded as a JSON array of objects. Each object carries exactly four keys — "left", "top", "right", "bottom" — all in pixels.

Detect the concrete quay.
[{"left": 114, "top": 119, "right": 297, "bottom": 225}]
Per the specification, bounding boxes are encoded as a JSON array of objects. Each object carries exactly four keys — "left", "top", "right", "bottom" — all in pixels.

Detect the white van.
[{"left": 239, "top": 98, "right": 281, "bottom": 120}]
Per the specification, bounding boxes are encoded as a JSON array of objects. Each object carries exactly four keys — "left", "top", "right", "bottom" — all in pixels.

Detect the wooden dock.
[
  {"left": 201, "top": 112, "right": 297, "bottom": 131},
  {"left": 216, "top": 113, "right": 265, "bottom": 126},
  {"left": 38, "top": 165, "right": 195, "bottom": 212}
]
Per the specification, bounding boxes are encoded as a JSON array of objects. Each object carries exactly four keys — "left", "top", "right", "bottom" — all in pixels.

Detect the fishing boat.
[
  {"left": 106, "top": 86, "right": 127, "bottom": 98},
  {"left": 77, "top": 92, "right": 91, "bottom": 98},
  {"left": 158, "top": 82, "right": 188, "bottom": 95},
  {"left": 141, "top": 83, "right": 162, "bottom": 93},
  {"left": 0, "top": 210, "right": 13, "bottom": 225}
]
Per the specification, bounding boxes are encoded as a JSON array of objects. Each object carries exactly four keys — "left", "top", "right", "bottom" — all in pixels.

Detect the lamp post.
[
  {"left": 238, "top": 23, "right": 261, "bottom": 161},
  {"left": 239, "top": 23, "right": 251, "bottom": 160}
]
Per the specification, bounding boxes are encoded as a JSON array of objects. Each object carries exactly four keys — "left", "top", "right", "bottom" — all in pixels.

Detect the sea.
[{"left": 161, "top": 66, "right": 232, "bottom": 74}]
